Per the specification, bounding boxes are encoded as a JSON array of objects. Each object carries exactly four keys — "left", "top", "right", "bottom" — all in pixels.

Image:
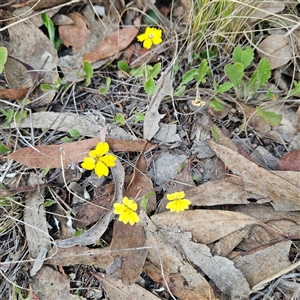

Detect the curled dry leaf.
[
  {"left": 257, "top": 34, "right": 292, "bottom": 70},
  {"left": 4, "top": 137, "right": 155, "bottom": 169},
  {"left": 83, "top": 17, "right": 141, "bottom": 63},
  {"left": 58, "top": 12, "right": 91, "bottom": 54},
  {"left": 279, "top": 150, "right": 300, "bottom": 171}
]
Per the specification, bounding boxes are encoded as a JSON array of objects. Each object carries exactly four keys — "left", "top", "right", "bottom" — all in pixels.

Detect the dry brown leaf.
[
  {"left": 4, "top": 137, "right": 155, "bottom": 169},
  {"left": 24, "top": 173, "right": 51, "bottom": 276},
  {"left": 0, "top": 87, "right": 30, "bottom": 100},
  {"left": 46, "top": 246, "right": 114, "bottom": 269},
  {"left": 258, "top": 34, "right": 292, "bottom": 70},
  {"left": 185, "top": 177, "right": 252, "bottom": 206},
  {"left": 179, "top": 233, "right": 250, "bottom": 300},
  {"left": 208, "top": 140, "right": 300, "bottom": 205},
  {"left": 233, "top": 240, "right": 292, "bottom": 287},
  {"left": 83, "top": 18, "right": 140, "bottom": 63},
  {"left": 33, "top": 266, "right": 72, "bottom": 300},
  {"left": 4, "top": 19, "right": 58, "bottom": 107},
  {"left": 58, "top": 12, "right": 90, "bottom": 54},
  {"left": 144, "top": 70, "right": 173, "bottom": 140},
  {"left": 151, "top": 209, "right": 258, "bottom": 244},
  {"left": 73, "top": 183, "right": 114, "bottom": 228},
  {"left": 249, "top": 1, "right": 285, "bottom": 23},
  {"left": 93, "top": 273, "right": 161, "bottom": 300},
  {"left": 109, "top": 146, "right": 154, "bottom": 285},
  {"left": 238, "top": 101, "right": 282, "bottom": 143},
  {"left": 109, "top": 222, "right": 147, "bottom": 285},
  {"left": 141, "top": 210, "right": 215, "bottom": 300},
  {"left": 279, "top": 150, "right": 300, "bottom": 171}
]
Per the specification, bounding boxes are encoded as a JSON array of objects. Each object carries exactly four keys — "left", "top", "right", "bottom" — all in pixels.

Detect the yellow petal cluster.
[
  {"left": 137, "top": 27, "right": 162, "bottom": 49},
  {"left": 166, "top": 191, "right": 191, "bottom": 213},
  {"left": 81, "top": 142, "right": 116, "bottom": 178},
  {"left": 113, "top": 197, "right": 140, "bottom": 226}
]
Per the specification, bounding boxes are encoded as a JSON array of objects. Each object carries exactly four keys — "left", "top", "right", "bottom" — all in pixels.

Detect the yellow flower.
[
  {"left": 113, "top": 197, "right": 140, "bottom": 225},
  {"left": 166, "top": 191, "right": 191, "bottom": 213},
  {"left": 81, "top": 142, "right": 116, "bottom": 178},
  {"left": 137, "top": 27, "right": 162, "bottom": 49}
]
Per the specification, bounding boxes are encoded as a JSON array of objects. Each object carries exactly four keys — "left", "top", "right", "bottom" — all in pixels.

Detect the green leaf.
[
  {"left": 1, "top": 109, "right": 14, "bottom": 127},
  {"left": 173, "top": 59, "right": 179, "bottom": 75},
  {"left": 134, "top": 111, "right": 145, "bottom": 123},
  {"left": 200, "top": 50, "right": 215, "bottom": 60},
  {"left": 69, "top": 128, "right": 81, "bottom": 139},
  {"left": 180, "top": 69, "right": 198, "bottom": 85},
  {"left": 15, "top": 110, "right": 27, "bottom": 123},
  {"left": 99, "top": 77, "right": 111, "bottom": 94},
  {"left": 61, "top": 136, "right": 72, "bottom": 143},
  {"left": 43, "top": 199, "right": 57, "bottom": 207},
  {"left": 286, "top": 80, "right": 300, "bottom": 99},
  {"left": 149, "top": 62, "right": 161, "bottom": 79},
  {"left": 130, "top": 66, "right": 144, "bottom": 77},
  {"left": 174, "top": 85, "right": 186, "bottom": 96},
  {"left": 194, "top": 59, "right": 210, "bottom": 83},
  {"left": 232, "top": 45, "right": 254, "bottom": 69},
  {"left": 0, "top": 143, "right": 10, "bottom": 155},
  {"left": 42, "top": 166, "right": 50, "bottom": 177},
  {"left": 209, "top": 99, "right": 225, "bottom": 111},
  {"left": 83, "top": 61, "right": 93, "bottom": 87},
  {"left": 224, "top": 62, "right": 244, "bottom": 89},
  {"left": 215, "top": 82, "right": 233, "bottom": 94},
  {"left": 74, "top": 228, "right": 85, "bottom": 237},
  {"left": 140, "top": 192, "right": 155, "bottom": 210},
  {"left": 142, "top": 9, "right": 159, "bottom": 25},
  {"left": 256, "top": 106, "right": 282, "bottom": 126},
  {"left": 144, "top": 77, "right": 156, "bottom": 95},
  {"left": 113, "top": 113, "right": 125, "bottom": 125},
  {"left": 250, "top": 58, "right": 271, "bottom": 90},
  {"left": 0, "top": 47, "right": 8, "bottom": 74},
  {"left": 210, "top": 125, "right": 219, "bottom": 142},
  {"left": 41, "top": 13, "right": 55, "bottom": 45},
  {"left": 117, "top": 60, "right": 130, "bottom": 74}
]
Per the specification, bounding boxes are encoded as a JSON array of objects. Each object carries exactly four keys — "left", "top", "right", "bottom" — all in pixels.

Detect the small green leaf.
[
  {"left": 69, "top": 128, "right": 81, "bottom": 139},
  {"left": 1, "top": 109, "right": 14, "bottom": 127},
  {"left": 117, "top": 60, "right": 130, "bottom": 74},
  {"left": 142, "top": 9, "right": 159, "bottom": 25},
  {"left": 144, "top": 77, "right": 156, "bottom": 95},
  {"left": 149, "top": 62, "right": 161, "bottom": 79},
  {"left": 224, "top": 62, "right": 244, "bottom": 89},
  {"left": 61, "top": 136, "right": 72, "bottom": 143},
  {"left": 194, "top": 59, "right": 210, "bottom": 83},
  {"left": 232, "top": 45, "right": 254, "bottom": 69},
  {"left": 74, "top": 228, "right": 85, "bottom": 237},
  {"left": 249, "top": 58, "right": 271, "bottom": 91},
  {"left": 99, "top": 77, "right": 111, "bottom": 94},
  {"left": 0, "top": 143, "right": 10, "bottom": 155},
  {"left": 140, "top": 192, "right": 156, "bottom": 210},
  {"left": 130, "top": 67, "right": 144, "bottom": 77},
  {"left": 256, "top": 106, "right": 282, "bottom": 126},
  {"left": 192, "top": 53, "right": 200, "bottom": 60},
  {"left": 0, "top": 47, "right": 8, "bottom": 73},
  {"left": 174, "top": 85, "right": 186, "bottom": 96},
  {"left": 215, "top": 82, "right": 233, "bottom": 94},
  {"left": 41, "top": 13, "right": 55, "bottom": 45},
  {"left": 209, "top": 99, "right": 226, "bottom": 111},
  {"left": 200, "top": 50, "right": 215, "bottom": 60},
  {"left": 43, "top": 199, "right": 57, "bottom": 207},
  {"left": 180, "top": 69, "right": 198, "bottom": 85},
  {"left": 210, "top": 125, "right": 219, "bottom": 142},
  {"left": 286, "top": 80, "right": 300, "bottom": 99},
  {"left": 134, "top": 111, "right": 145, "bottom": 123},
  {"left": 83, "top": 61, "right": 93, "bottom": 87},
  {"left": 173, "top": 59, "right": 179, "bottom": 75},
  {"left": 113, "top": 113, "right": 125, "bottom": 125},
  {"left": 42, "top": 166, "right": 50, "bottom": 177}
]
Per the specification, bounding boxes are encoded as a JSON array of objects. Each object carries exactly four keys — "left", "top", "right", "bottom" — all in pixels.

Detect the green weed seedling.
[
  {"left": 41, "top": 13, "right": 61, "bottom": 50},
  {"left": 99, "top": 77, "right": 111, "bottom": 94},
  {"left": 0, "top": 46, "right": 7, "bottom": 73},
  {"left": 61, "top": 128, "right": 83, "bottom": 143},
  {"left": 82, "top": 61, "right": 93, "bottom": 87},
  {"left": 113, "top": 113, "right": 125, "bottom": 125},
  {"left": 174, "top": 59, "right": 210, "bottom": 96},
  {"left": 118, "top": 60, "right": 162, "bottom": 96},
  {"left": 224, "top": 45, "right": 271, "bottom": 102}
]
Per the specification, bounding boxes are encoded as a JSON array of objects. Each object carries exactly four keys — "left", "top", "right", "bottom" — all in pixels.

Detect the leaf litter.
[{"left": 0, "top": 1, "right": 300, "bottom": 300}]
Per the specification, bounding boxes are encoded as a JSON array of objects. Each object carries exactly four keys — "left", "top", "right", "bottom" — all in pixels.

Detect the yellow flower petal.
[
  {"left": 89, "top": 149, "right": 98, "bottom": 158},
  {"left": 94, "top": 160, "right": 109, "bottom": 177},
  {"left": 113, "top": 203, "right": 127, "bottom": 214},
  {"left": 100, "top": 154, "right": 116, "bottom": 167},
  {"left": 81, "top": 157, "right": 96, "bottom": 170},
  {"left": 137, "top": 33, "right": 147, "bottom": 42},
  {"left": 166, "top": 198, "right": 191, "bottom": 213},
  {"left": 95, "top": 142, "right": 109, "bottom": 157},
  {"left": 128, "top": 211, "right": 140, "bottom": 225},
  {"left": 143, "top": 38, "right": 152, "bottom": 49},
  {"left": 145, "top": 26, "right": 153, "bottom": 36},
  {"left": 123, "top": 197, "right": 137, "bottom": 211}
]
